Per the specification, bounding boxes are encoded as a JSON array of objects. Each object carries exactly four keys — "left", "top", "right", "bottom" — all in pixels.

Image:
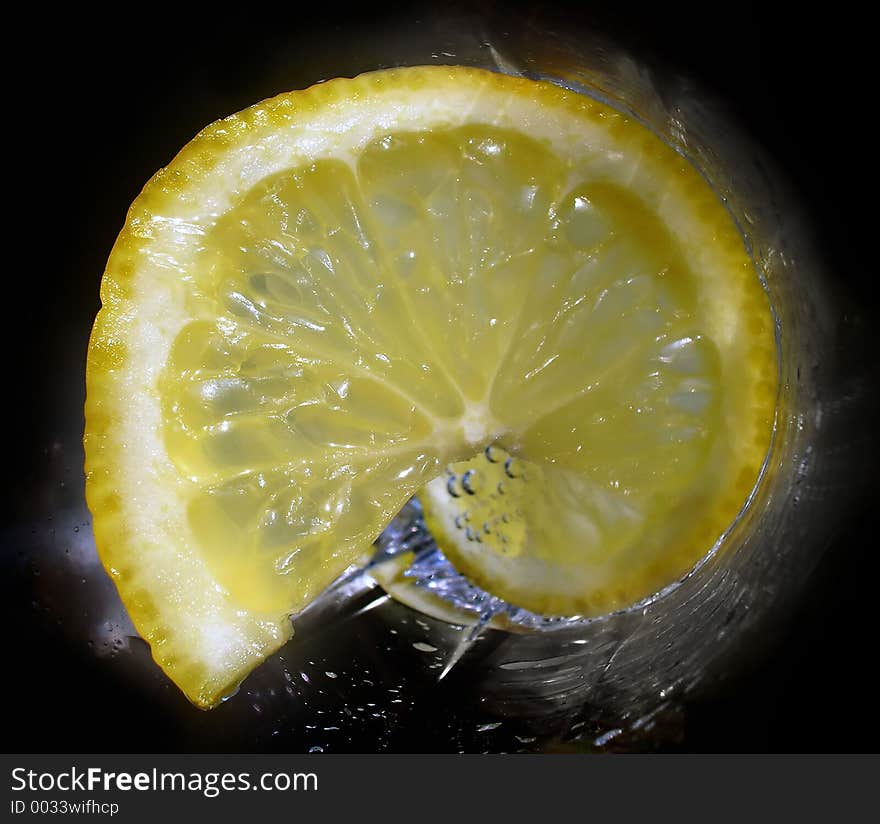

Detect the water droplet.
[
  {"left": 497, "top": 481, "right": 506, "bottom": 495},
  {"left": 325, "top": 671, "right": 337, "bottom": 679},
  {"left": 447, "top": 475, "right": 461, "bottom": 498},
  {"left": 485, "top": 445, "right": 502, "bottom": 462},
  {"left": 412, "top": 642, "right": 438, "bottom": 653},
  {"left": 594, "top": 728, "right": 623, "bottom": 747},
  {"left": 465, "top": 526, "right": 476, "bottom": 542},
  {"left": 476, "top": 722, "right": 502, "bottom": 732},
  {"left": 308, "top": 746, "right": 324, "bottom": 753}
]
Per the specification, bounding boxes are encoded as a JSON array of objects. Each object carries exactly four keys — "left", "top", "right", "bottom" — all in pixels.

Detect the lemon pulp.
[{"left": 85, "top": 66, "right": 776, "bottom": 707}]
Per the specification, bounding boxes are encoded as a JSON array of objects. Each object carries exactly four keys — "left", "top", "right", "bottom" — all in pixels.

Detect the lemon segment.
[{"left": 85, "top": 66, "right": 776, "bottom": 708}]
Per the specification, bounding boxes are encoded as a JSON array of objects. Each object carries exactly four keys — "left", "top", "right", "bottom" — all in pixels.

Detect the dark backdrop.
[{"left": 5, "top": 1, "right": 878, "bottom": 752}]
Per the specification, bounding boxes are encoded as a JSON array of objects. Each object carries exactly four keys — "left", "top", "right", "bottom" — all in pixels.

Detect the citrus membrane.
[{"left": 84, "top": 66, "right": 777, "bottom": 708}]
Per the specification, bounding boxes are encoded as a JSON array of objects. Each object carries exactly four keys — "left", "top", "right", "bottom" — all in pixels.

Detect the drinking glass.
[{"left": 13, "top": 4, "right": 873, "bottom": 752}]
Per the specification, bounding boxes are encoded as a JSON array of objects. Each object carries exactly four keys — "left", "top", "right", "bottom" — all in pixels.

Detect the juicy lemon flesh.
[{"left": 84, "top": 67, "right": 776, "bottom": 708}]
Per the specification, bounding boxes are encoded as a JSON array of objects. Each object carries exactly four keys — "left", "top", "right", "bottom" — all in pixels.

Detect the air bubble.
[
  {"left": 504, "top": 457, "right": 523, "bottom": 478},
  {"left": 485, "top": 445, "right": 503, "bottom": 463},
  {"left": 462, "top": 468, "right": 482, "bottom": 495}
]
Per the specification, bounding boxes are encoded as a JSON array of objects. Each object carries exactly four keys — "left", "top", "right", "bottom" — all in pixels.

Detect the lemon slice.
[{"left": 85, "top": 66, "right": 776, "bottom": 708}]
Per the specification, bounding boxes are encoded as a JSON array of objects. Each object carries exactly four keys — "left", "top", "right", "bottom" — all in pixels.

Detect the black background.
[{"left": 5, "top": 1, "right": 878, "bottom": 752}]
